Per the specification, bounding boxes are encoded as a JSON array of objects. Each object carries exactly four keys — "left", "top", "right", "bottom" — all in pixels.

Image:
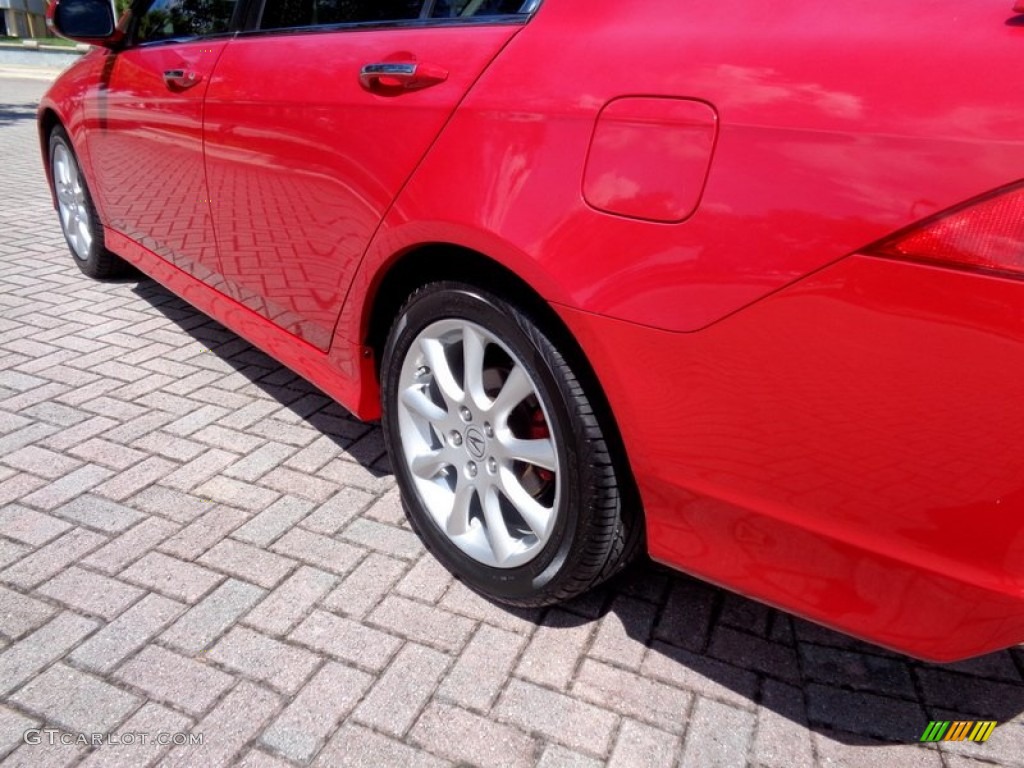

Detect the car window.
[
  {"left": 259, "top": 0, "right": 423, "bottom": 30},
  {"left": 430, "top": 0, "right": 525, "bottom": 17},
  {"left": 257, "top": 0, "right": 531, "bottom": 30},
  {"left": 136, "top": 0, "right": 238, "bottom": 42}
]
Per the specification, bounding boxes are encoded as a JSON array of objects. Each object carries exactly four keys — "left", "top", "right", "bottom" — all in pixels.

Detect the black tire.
[
  {"left": 381, "top": 281, "right": 641, "bottom": 607},
  {"left": 49, "top": 126, "right": 127, "bottom": 279}
]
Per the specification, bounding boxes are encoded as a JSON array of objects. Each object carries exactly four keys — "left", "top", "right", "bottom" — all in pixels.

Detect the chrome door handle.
[
  {"left": 163, "top": 69, "right": 202, "bottom": 89},
  {"left": 359, "top": 62, "right": 448, "bottom": 92}
]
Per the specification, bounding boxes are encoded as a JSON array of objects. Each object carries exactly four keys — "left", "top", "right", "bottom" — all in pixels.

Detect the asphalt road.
[{"left": 0, "top": 73, "right": 1022, "bottom": 768}]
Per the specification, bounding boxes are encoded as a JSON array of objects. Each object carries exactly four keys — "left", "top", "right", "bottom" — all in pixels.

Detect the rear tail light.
[{"left": 869, "top": 183, "right": 1024, "bottom": 278}]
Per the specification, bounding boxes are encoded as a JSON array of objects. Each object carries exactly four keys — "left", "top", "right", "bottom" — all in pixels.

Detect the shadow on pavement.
[
  {"left": 0, "top": 101, "right": 38, "bottom": 126},
  {"left": 127, "top": 273, "right": 1024, "bottom": 752},
  {"left": 130, "top": 276, "right": 385, "bottom": 458}
]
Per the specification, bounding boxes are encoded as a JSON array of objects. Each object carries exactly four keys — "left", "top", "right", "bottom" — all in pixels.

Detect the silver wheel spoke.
[
  {"left": 447, "top": 482, "right": 474, "bottom": 536},
  {"left": 481, "top": 485, "right": 515, "bottom": 564},
  {"left": 55, "top": 153, "right": 70, "bottom": 185},
  {"left": 77, "top": 218, "right": 92, "bottom": 251},
  {"left": 491, "top": 364, "right": 532, "bottom": 422},
  {"left": 400, "top": 385, "right": 447, "bottom": 423},
  {"left": 462, "top": 324, "right": 488, "bottom": 409},
  {"left": 411, "top": 449, "right": 448, "bottom": 480},
  {"left": 500, "top": 436, "right": 557, "bottom": 472},
  {"left": 421, "top": 337, "right": 464, "bottom": 407}
]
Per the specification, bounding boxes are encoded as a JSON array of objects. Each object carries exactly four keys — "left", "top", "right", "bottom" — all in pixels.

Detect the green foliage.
[{"left": 136, "top": 0, "right": 235, "bottom": 41}]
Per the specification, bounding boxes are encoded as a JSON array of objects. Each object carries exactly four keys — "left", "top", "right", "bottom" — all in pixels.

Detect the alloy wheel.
[
  {"left": 52, "top": 142, "right": 93, "bottom": 262},
  {"left": 395, "top": 318, "right": 561, "bottom": 569}
]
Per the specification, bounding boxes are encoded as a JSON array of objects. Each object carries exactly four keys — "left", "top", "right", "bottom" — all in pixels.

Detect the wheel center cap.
[{"left": 464, "top": 426, "right": 487, "bottom": 459}]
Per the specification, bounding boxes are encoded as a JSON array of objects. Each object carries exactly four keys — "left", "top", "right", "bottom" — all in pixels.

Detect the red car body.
[{"left": 39, "top": 0, "right": 1024, "bottom": 661}]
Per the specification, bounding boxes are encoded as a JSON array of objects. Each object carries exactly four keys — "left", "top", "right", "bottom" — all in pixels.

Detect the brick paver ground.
[{"left": 1, "top": 74, "right": 1023, "bottom": 768}]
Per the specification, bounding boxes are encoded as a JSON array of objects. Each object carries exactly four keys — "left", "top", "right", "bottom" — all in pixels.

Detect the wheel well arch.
[
  {"left": 38, "top": 107, "right": 61, "bottom": 144},
  {"left": 38, "top": 108, "right": 63, "bottom": 202},
  {"left": 363, "top": 243, "right": 644, "bottom": 529},
  {"left": 365, "top": 244, "right": 560, "bottom": 369}
]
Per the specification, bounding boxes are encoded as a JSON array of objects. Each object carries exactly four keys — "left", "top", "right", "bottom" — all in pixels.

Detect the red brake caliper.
[{"left": 527, "top": 408, "right": 555, "bottom": 486}]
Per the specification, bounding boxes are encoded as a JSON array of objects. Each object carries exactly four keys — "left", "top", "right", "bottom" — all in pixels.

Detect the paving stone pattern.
[{"left": 1, "top": 76, "right": 1022, "bottom": 767}]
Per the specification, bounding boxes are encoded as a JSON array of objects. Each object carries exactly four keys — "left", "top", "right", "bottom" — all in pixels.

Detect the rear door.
[{"left": 203, "top": 0, "right": 531, "bottom": 350}]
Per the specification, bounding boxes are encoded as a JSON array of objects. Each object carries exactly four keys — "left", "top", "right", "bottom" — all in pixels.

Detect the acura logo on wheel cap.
[{"left": 465, "top": 427, "right": 487, "bottom": 459}]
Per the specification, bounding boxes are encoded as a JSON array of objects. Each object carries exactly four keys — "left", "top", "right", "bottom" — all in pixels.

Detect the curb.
[
  {"left": 0, "top": 65, "right": 65, "bottom": 81},
  {"left": 0, "top": 44, "right": 84, "bottom": 76}
]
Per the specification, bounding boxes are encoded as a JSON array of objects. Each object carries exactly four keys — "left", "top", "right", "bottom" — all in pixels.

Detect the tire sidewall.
[{"left": 382, "top": 284, "right": 593, "bottom": 602}]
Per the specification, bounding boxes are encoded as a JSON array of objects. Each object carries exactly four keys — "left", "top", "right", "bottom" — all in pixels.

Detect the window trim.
[
  {"left": 244, "top": 14, "right": 529, "bottom": 39},
  {"left": 124, "top": 0, "right": 539, "bottom": 48},
  {"left": 247, "top": 0, "right": 537, "bottom": 37}
]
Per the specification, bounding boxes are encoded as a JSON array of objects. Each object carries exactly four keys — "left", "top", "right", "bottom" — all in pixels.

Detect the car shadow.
[
  {"left": 0, "top": 101, "right": 38, "bottom": 126},
  {"left": 566, "top": 562, "right": 1024, "bottom": 747},
  {"left": 129, "top": 277, "right": 383, "bottom": 456},
  {"left": 128, "top": 274, "right": 1024, "bottom": 749}
]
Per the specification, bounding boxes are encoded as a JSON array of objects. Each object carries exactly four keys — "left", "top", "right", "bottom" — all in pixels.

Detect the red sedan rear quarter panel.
[
  {"left": 558, "top": 258, "right": 1024, "bottom": 661},
  {"left": 355, "top": 0, "right": 1024, "bottom": 331},
  {"left": 347, "top": 0, "right": 1024, "bottom": 658}
]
